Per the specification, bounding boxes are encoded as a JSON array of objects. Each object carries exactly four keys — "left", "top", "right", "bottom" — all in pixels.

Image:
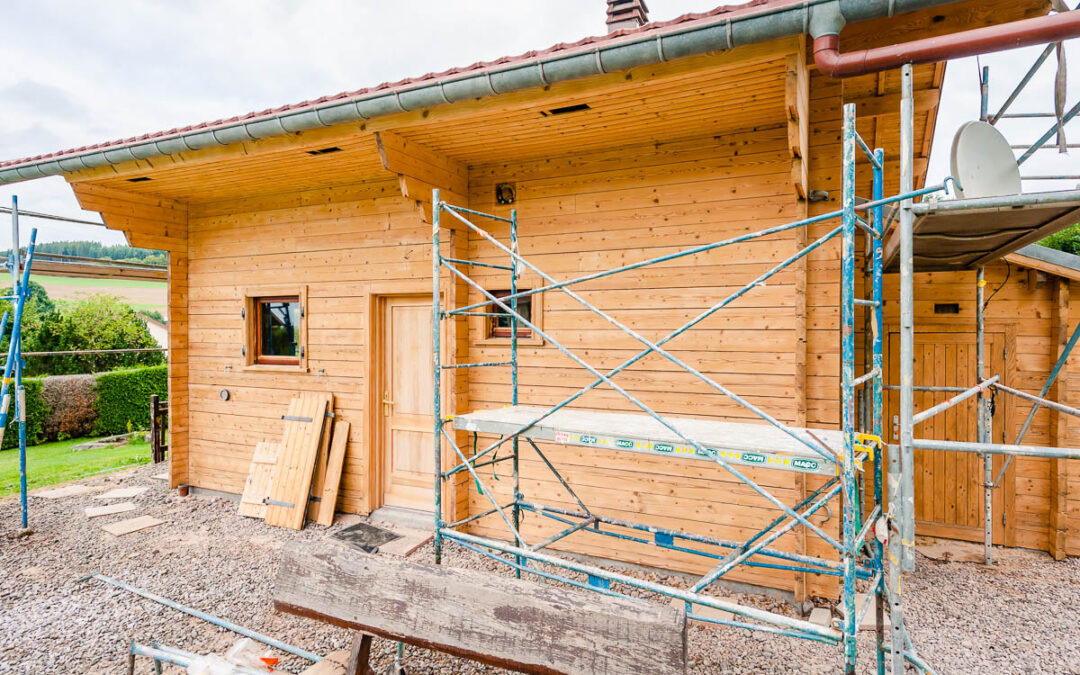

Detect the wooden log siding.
[
  {"left": 183, "top": 177, "right": 432, "bottom": 513},
  {"left": 458, "top": 123, "right": 841, "bottom": 595},
  {"left": 59, "top": 0, "right": 1074, "bottom": 600}
]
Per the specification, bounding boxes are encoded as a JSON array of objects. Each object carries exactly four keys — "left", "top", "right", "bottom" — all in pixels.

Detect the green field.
[
  {"left": 0, "top": 436, "right": 152, "bottom": 497},
  {"left": 29, "top": 274, "right": 167, "bottom": 316},
  {"left": 30, "top": 274, "right": 164, "bottom": 289}
]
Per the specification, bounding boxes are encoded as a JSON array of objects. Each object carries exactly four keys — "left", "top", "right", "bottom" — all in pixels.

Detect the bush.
[
  {"left": 1, "top": 378, "right": 49, "bottom": 450},
  {"left": 92, "top": 365, "right": 167, "bottom": 436},
  {"left": 1040, "top": 223, "right": 1080, "bottom": 256},
  {"left": 40, "top": 374, "right": 97, "bottom": 441}
]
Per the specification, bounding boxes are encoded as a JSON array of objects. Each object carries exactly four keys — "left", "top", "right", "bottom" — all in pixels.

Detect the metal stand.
[{"left": 431, "top": 97, "right": 951, "bottom": 670}]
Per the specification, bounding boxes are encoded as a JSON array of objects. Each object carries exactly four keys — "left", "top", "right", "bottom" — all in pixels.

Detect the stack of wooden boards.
[{"left": 238, "top": 392, "right": 350, "bottom": 530}]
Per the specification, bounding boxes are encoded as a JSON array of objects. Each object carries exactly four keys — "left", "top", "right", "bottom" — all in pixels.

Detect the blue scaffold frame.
[
  {"left": 1, "top": 197, "right": 39, "bottom": 529},
  {"left": 431, "top": 102, "right": 943, "bottom": 673}
]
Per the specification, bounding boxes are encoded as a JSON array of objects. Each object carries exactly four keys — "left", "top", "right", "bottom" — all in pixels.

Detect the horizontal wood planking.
[
  {"left": 458, "top": 122, "right": 841, "bottom": 596},
  {"left": 183, "top": 184, "right": 425, "bottom": 512}
]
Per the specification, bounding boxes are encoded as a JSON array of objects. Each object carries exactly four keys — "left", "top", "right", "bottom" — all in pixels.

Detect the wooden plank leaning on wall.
[{"left": 68, "top": 182, "right": 190, "bottom": 489}]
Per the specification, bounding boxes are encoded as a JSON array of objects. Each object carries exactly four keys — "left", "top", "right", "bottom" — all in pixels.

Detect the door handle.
[{"left": 382, "top": 392, "right": 395, "bottom": 417}]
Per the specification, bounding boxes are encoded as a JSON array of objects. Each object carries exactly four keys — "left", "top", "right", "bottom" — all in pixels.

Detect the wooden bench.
[{"left": 274, "top": 541, "right": 687, "bottom": 674}]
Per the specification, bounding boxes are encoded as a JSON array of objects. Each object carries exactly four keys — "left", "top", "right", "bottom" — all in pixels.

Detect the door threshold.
[{"left": 370, "top": 505, "right": 434, "bottom": 532}]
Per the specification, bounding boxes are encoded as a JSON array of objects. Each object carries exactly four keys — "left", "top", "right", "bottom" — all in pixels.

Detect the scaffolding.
[
  {"left": 1, "top": 197, "right": 38, "bottom": 530},
  {"left": 0, "top": 197, "right": 168, "bottom": 529},
  {"left": 429, "top": 91, "right": 958, "bottom": 670}
]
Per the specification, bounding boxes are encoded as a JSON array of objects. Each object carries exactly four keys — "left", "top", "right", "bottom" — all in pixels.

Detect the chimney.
[{"left": 606, "top": 0, "right": 649, "bottom": 33}]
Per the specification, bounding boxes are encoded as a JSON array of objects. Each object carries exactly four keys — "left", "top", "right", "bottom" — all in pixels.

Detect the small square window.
[
  {"left": 489, "top": 290, "right": 532, "bottom": 339},
  {"left": 243, "top": 286, "right": 307, "bottom": 371},
  {"left": 256, "top": 296, "right": 300, "bottom": 365}
]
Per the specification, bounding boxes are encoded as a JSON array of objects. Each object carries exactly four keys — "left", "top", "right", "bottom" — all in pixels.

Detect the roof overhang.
[
  {"left": 1005, "top": 243, "right": 1080, "bottom": 281},
  {"left": 0, "top": 0, "right": 980, "bottom": 187}
]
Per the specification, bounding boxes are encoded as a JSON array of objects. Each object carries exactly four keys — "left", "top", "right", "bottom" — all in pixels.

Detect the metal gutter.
[{"left": 0, "top": 0, "right": 958, "bottom": 186}]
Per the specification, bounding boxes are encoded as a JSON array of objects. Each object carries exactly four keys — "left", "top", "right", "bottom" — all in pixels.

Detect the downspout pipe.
[
  {"left": 813, "top": 8, "right": 1080, "bottom": 78},
  {"left": 0, "top": 0, "right": 958, "bottom": 185}
]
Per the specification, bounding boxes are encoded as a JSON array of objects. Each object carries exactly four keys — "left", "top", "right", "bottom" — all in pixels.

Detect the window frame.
[
  {"left": 474, "top": 289, "right": 544, "bottom": 347},
  {"left": 243, "top": 285, "right": 308, "bottom": 372}
]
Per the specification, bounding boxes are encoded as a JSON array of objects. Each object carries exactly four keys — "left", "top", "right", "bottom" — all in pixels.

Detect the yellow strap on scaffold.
[{"left": 854, "top": 432, "right": 882, "bottom": 459}]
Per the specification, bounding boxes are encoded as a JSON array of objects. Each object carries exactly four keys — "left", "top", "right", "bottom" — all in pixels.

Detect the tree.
[
  {"left": 0, "top": 280, "right": 59, "bottom": 356},
  {"left": 28, "top": 294, "right": 164, "bottom": 376}
]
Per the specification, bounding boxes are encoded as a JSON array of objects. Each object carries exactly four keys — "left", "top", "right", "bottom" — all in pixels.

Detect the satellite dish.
[{"left": 950, "top": 121, "right": 1021, "bottom": 199}]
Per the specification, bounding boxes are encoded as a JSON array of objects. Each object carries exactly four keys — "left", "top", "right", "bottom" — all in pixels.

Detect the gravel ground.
[{"left": 1, "top": 464, "right": 1078, "bottom": 674}]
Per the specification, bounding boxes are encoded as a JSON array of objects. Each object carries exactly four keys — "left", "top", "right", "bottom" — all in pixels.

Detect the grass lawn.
[{"left": 0, "top": 436, "right": 152, "bottom": 497}]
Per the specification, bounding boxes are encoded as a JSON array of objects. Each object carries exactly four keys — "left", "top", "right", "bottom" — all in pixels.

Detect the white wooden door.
[{"left": 380, "top": 296, "right": 435, "bottom": 511}]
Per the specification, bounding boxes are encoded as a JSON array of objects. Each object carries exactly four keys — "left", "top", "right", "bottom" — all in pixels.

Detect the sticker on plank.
[{"left": 551, "top": 429, "right": 831, "bottom": 475}]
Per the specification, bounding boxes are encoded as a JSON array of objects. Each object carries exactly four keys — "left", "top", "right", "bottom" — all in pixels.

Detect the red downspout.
[{"left": 814, "top": 10, "right": 1080, "bottom": 78}]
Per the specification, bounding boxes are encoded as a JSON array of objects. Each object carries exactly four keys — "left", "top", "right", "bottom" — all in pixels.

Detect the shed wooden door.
[
  {"left": 379, "top": 295, "right": 435, "bottom": 512},
  {"left": 886, "top": 332, "right": 1012, "bottom": 543}
]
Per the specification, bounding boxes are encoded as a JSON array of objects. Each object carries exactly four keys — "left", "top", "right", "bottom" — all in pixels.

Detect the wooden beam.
[
  {"left": 785, "top": 44, "right": 809, "bottom": 200},
  {"left": 785, "top": 39, "right": 810, "bottom": 603},
  {"left": 274, "top": 541, "right": 687, "bottom": 675},
  {"left": 1049, "top": 278, "right": 1070, "bottom": 560},
  {"left": 28, "top": 259, "right": 167, "bottom": 281},
  {"left": 375, "top": 131, "right": 468, "bottom": 223}
]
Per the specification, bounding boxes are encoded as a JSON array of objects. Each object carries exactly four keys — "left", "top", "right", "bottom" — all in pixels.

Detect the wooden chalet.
[{"left": 1, "top": 0, "right": 1076, "bottom": 603}]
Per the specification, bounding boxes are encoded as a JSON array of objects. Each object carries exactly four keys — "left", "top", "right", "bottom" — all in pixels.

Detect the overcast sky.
[{"left": 0, "top": 0, "right": 1076, "bottom": 247}]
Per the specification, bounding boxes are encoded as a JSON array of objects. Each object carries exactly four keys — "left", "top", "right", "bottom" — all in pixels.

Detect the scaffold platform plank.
[
  {"left": 453, "top": 405, "right": 848, "bottom": 476},
  {"left": 883, "top": 189, "right": 1080, "bottom": 272}
]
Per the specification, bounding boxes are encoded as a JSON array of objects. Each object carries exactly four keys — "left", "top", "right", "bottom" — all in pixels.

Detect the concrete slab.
[
  {"left": 918, "top": 537, "right": 985, "bottom": 563},
  {"left": 94, "top": 486, "right": 149, "bottom": 500},
  {"left": 151, "top": 473, "right": 169, "bottom": 482},
  {"left": 839, "top": 593, "right": 884, "bottom": 630},
  {"left": 668, "top": 598, "right": 734, "bottom": 623},
  {"left": 102, "top": 515, "right": 163, "bottom": 536},
  {"left": 84, "top": 502, "right": 138, "bottom": 519},
  {"left": 377, "top": 526, "right": 433, "bottom": 557},
  {"left": 33, "top": 485, "right": 96, "bottom": 499},
  {"left": 808, "top": 607, "right": 833, "bottom": 628},
  {"left": 369, "top": 505, "right": 431, "bottom": 531}
]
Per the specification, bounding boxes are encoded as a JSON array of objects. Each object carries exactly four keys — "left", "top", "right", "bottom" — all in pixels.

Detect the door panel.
[
  {"left": 380, "top": 296, "right": 435, "bottom": 511},
  {"left": 886, "top": 332, "right": 1012, "bottom": 543}
]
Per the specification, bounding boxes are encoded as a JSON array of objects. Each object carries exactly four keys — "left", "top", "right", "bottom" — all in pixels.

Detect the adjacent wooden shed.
[{"left": 0, "top": 0, "right": 1072, "bottom": 601}]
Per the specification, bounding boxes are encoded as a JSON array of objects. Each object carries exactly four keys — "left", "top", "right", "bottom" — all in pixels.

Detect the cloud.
[{"left": 0, "top": 1, "right": 1076, "bottom": 245}]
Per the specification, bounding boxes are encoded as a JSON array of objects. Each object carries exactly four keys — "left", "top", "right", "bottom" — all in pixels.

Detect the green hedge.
[
  {"left": 92, "top": 365, "right": 167, "bottom": 436},
  {"left": 2, "top": 378, "right": 49, "bottom": 450},
  {"left": 0, "top": 364, "right": 167, "bottom": 449}
]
